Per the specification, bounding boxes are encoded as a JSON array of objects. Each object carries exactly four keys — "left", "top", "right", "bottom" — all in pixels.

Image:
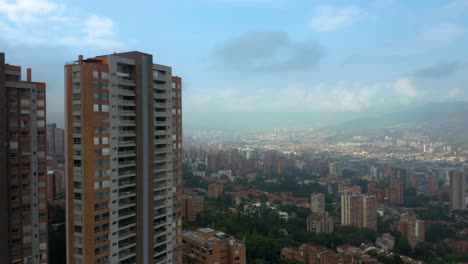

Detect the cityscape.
[{"left": 1, "top": 1, "right": 468, "bottom": 264}]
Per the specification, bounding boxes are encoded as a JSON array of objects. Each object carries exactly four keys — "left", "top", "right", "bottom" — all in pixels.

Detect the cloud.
[
  {"left": 421, "top": 22, "right": 465, "bottom": 46},
  {"left": 414, "top": 61, "right": 463, "bottom": 78},
  {"left": 394, "top": 77, "right": 417, "bottom": 98},
  {"left": 0, "top": 0, "right": 124, "bottom": 49},
  {"left": 213, "top": 31, "right": 323, "bottom": 72},
  {"left": 439, "top": 0, "right": 468, "bottom": 18},
  {"left": 186, "top": 74, "right": 468, "bottom": 117},
  {"left": 309, "top": 5, "right": 363, "bottom": 32}
]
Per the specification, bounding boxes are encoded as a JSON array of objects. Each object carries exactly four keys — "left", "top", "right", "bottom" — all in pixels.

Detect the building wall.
[
  {"left": 182, "top": 191, "right": 204, "bottom": 223},
  {"left": 208, "top": 183, "right": 223, "bottom": 198},
  {"left": 341, "top": 193, "right": 376, "bottom": 231},
  {"left": 172, "top": 76, "right": 183, "bottom": 264},
  {"left": 66, "top": 52, "right": 177, "bottom": 264},
  {"left": 310, "top": 193, "right": 325, "bottom": 213},
  {"left": 182, "top": 229, "right": 246, "bottom": 264},
  {"left": 0, "top": 52, "right": 8, "bottom": 264},
  {"left": 1, "top": 53, "right": 48, "bottom": 264},
  {"left": 449, "top": 171, "right": 467, "bottom": 210}
]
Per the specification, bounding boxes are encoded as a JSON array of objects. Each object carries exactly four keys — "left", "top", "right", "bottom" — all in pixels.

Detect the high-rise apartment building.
[
  {"left": 171, "top": 76, "right": 183, "bottom": 264},
  {"left": 412, "top": 172, "right": 428, "bottom": 196},
  {"left": 362, "top": 195, "right": 377, "bottom": 231},
  {"left": 449, "top": 171, "right": 467, "bottom": 210},
  {"left": 46, "top": 169, "right": 64, "bottom": 202},
  {"left": 46, "top": 123, "right": 64, "bottom": 157},
  {"left": 398, "top": 213, "right": 425, "bottom": 247},
  {"left": 182, "top": 189, "right": 204, "bottom": 223},
  {"left": 208, "top": 182, "right": 223, "bottom": 198},
  {"left": 310, "top": 192, "right": 325, "bottom": 213},
  {"left": 46, "top": 123, "right": 57, "bottom": 155},
  {"left": 306, "top": 212, "right": 334, "bottom": 234},
  {"left": 65, "top": 52, "right": 179, "bottom": 264},
  {"left": 0, "top": 53, "right": 48, "bottom": 263},
  {"left": 341, "top": 193, "right": 377, "bottom": 231},
  {"left": 54, "top": 127, "right": 64, "bottom": 155}
]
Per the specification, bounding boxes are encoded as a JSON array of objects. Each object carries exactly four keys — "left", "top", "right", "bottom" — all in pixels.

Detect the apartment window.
[
  {"left": 9, "top": 142, "right": 18, "bottom": 149},
  {"left": 94, "top": 170, "right": 110, "bottom": 178},
  {"left": 95, "top": 191, "right": 109, "bottom": 200},
  {"left": 94, "top": 159, "right": 109, "bottom": 167},
  {"left": 101, "top": 72, "right": 108, "bottom": 79},
  {"left": 74, "top": 181, "right": 82, "bottom": 189},
  {"left": 93, "top": 70, "right": 99, "bottom": 79},
  {"left": 37, "top": 121, "right": 45, "bottom": 127},
  {"left": 94, "top": 93, "right": 109, "bottom": 101},
  {"left": 95, "top": 127, "right": 108, "bottom": 134},
  {"left": 37, "top": 110, "right": 45, "bottom": 117},
  {"left": 37, "top": 100, "right": 45, "bottom": 106},
  {"left": 94, "top": 180, "right": 109, "bottom": 190},
  {"left": 73, "top": 93, "right": 81, "bottom": 100},
  {"left": 74, "top": 225, "right": 82, "bottom": 233},
  {"left": 20, "top": 99, "right": 30, "bottom": 106},
  {"left": 74, "top": 193, "right": 82, "bottom": 200}
]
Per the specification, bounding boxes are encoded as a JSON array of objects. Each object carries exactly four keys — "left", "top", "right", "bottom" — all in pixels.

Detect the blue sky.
[{"left": 1, "top": 0, "right": 467, "bottom": 130}]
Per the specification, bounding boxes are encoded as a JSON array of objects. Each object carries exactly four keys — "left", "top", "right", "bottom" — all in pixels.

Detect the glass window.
[{"left": 93, "top": 71, "right": 99, "bottom": 79}]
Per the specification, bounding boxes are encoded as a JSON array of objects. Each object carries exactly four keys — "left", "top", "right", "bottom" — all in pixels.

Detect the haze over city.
[{"left": 1, "top": 0, "right": 468, "bottom": 130}]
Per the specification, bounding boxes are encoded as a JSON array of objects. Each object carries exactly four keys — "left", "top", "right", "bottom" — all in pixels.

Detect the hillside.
[{"left": 326, "top": 102, "right": 468, "bottom": 147}]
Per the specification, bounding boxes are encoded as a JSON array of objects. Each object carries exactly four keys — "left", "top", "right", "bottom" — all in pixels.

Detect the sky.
[{"left": 1, "top": 0, "right": 467, "bottom": 131}]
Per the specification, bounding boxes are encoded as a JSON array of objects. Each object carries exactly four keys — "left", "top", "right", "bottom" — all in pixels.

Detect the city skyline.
[
  {"left": 1, "top": 0, "right": 468, "bottom": 130},
  {"left": 1, "top": 1, "right": 468, "bottom": 263}
]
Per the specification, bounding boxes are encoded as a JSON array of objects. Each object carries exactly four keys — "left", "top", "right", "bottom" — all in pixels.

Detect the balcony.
[
  {"left": 118, "top": 139, "right": 135, "bottom": 147},
  {"left": 117, "top": 160, "right": 136, "bottom": 168},
  {"left": 119, "top": 120, "right": 136, "bottom": 127},
  {"left": 117, "top": 110, "right": 135, "bottom": 117},
  {"left": 118, "top": 228, "right": 136, "bottom": 240},
  {"left": 154, "top": 130, "right": 168, "bottom": 136},
  {"left": 117, "top": 78, "right": 135, "bottom": 86},
  {"left": 119, "top": 252, "right": 136, "bottom": 264},
  {"left": 117, "top": 99, "right": 135, "bottom": 106},
  {"left": 118, "top": 190, "right": 135, "bottom": 199},
  {"left": 154, "top": 103, "right": 168, "bottom": 108},
  {"left": 117, "top": 88, "right": 135, "bottom": 96},
  {"left": 118, "top": 209, "right": 136, "bottom": 220},
  {"left": 117, "top": 150, "right": 135, "bottom": 158},
  {"left": 118, "top": 179, "right": 135, "bottom": 187}
]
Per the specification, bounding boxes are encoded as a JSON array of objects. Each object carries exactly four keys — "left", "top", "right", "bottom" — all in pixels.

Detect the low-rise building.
[
  {"left": 182, "top": 228, "right": 246, "bottom": 264},
  {"left": 376, "top": 233, "right": 395, "bottom": 251}
]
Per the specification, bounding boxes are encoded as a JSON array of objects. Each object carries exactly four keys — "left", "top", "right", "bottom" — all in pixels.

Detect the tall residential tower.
[
  {"left": 65, "top": 52, "right": 180, "bottom": 264},
  {"left": 449, "top": 171, "right": 467, "bottom": 210},
  {"left": 0, "top": 53, "right": 48, "bottom": 264}
]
